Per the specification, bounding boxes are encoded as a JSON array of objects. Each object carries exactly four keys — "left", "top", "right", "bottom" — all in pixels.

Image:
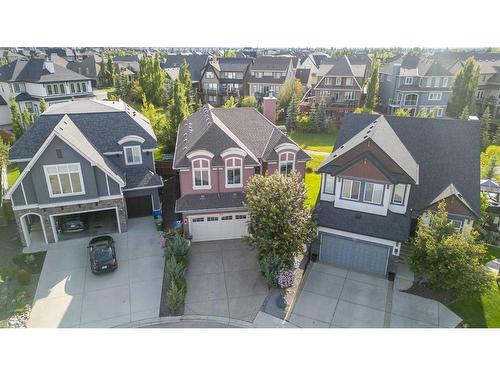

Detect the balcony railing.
[{"left": 389, "top": 99, "right": 401, "bottom": 106}]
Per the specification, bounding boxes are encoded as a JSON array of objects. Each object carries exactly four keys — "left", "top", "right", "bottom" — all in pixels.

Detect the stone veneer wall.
[{"left": 13, "top": 198, "right": 128, "bottom": 246}]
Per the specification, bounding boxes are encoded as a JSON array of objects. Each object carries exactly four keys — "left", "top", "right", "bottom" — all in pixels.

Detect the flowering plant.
[{"left": 277, "top": 270, "right": 294, "bottom": 289}]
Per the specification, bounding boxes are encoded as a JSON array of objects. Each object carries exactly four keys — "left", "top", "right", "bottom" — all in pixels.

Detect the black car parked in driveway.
[{"left": 88, "top": 236, "right": 118, "bottom": 274}]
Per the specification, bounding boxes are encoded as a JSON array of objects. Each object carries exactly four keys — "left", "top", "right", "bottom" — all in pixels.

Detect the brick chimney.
[{"left": 263, "top": 95, "right": 277, "bottom": 124}]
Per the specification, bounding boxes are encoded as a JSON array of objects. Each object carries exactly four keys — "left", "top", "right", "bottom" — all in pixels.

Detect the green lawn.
[
  {"left": 448, "top": 245, "right": 500, "bottom": 327},
  {"left": 7, "top": 165, "right": 19, "bottom": 187},
  {"left": 290, "top": 131, "right": 337, "bottom": 153},
  {"left": 304, "top": 154, "right": 326, "bottom": 208}
]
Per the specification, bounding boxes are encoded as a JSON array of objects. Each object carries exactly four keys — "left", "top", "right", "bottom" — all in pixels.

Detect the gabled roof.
[
  {"left": 325, "top": 55, "right": 355, "bottom": 77},
  {"left": 295, "top": 68, "right": 311, "bottom": 85},
  {"left": 161, "top": 54, "right": 209, "bottom": 82},
  {"left": 0, "top": 58, "right": 89, "bottom": 83},
  {"left": 250, "top": 56, "right": 292, "bottom": 71},
  {"left": 173, "top": 105, "right": 310, "bottom": 169},
  {"left": 311, "top": 53, "right": 328, "bottom": 67},
  {"left": 324, "top": 113, "right": 481, "bottom": 217},
  {"left": 319, "top": 115, "right": 419, "bottom": 183},
  {"left": 9, "top": 100, "right": 157, "bottom": 160},
  {"left": 425, "top": 183, "right": 477, "bottom": 217}
]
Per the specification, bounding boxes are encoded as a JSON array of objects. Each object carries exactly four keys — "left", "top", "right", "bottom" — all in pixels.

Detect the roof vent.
[
  {"left": 332, "top": 154, "right": 337, "bottom": 158},
  {"left": 363, "top": 135, "right": 368, "bottom": 139},
  {"left": 457, "top": 193, "right": 463, "bottom": 198},
  {"left": 339, "top": 145, "right": 344, "bottom": 149},
  {"left": 366, "top": 130, "right": 371, "bottom": 134},
  {"left": 369, "top": 125, "right": 374, "bottom": 129}
]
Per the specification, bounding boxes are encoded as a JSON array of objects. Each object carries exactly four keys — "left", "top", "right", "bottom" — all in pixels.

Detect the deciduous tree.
[
  {"left": 238, "top": 96, "right": 257, "bottom": 107},
  {"left": 168, "top": 79, "right": 189, "bottom": 128},
  {"left": 9, "top": 97, "right": 23, "bottom": 140},
  {"left": 480, "top": 106, "right": 492, "bottom": 150},
  {"left": 394, "top": 108, "right": 411, "bottom": 117},
  {"left": 179, "top": 59, "right": 194, "bottom": 112},
  {"left": 39, "top": 98, "right": 48, "bottom": 113},
  {"left": 364, "top": 60, "right": 379, "bottom": 110},
  {"left": 223, "top": 96, "right": 235, "bottom": 109},
  {"left": 408, "top": 201, "right": 492, "bottom": 299},
  {"left": 278, "top": 78, "right": 304, "bottom": 110},
  {"left": 449, "top": 57, "right": 480, "bottom": 118},
  {"left": 22, "top": 108, "right": 31, "bottom": 129}
]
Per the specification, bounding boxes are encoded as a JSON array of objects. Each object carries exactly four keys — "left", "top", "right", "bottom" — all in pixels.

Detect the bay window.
[
  {"left": 44, "top": 163, "right": 85, "bottom": 197},
  {"left": 124, "top": 145, "right": 142, "bottom": 165},
  {"left": 392, "top": 184, "right": 406, "bottom": 205},
  {"left": 363, "top": 182, "right": 384, "bottom": 204},
  {"left": 341, "top": 179, "right": 361, "bottom": 200},
  {"left": 192, "top": 159, "right": 211, "bottom": 189},
  {"left": 279, "top": 152, "right": 295, "bottom": 176},
  {"left": 225, "top": 157, "right": 242, "bottom": 187}
]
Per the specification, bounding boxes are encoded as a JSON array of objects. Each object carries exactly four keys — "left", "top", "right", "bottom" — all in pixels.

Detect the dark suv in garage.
[
  {"left": 88, "top": 236, "right": 118, "bottom": 274},
  {"left": 60, "top": 215, "right": 87, "bottom": 233}
]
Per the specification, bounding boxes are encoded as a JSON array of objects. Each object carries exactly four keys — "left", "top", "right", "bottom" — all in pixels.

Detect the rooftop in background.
[
  {"left": 0, "top": 58, "right": 90, "bottom": 83},
  {"left": 161, "top": 54, "right": 209, "bottom": 82}
]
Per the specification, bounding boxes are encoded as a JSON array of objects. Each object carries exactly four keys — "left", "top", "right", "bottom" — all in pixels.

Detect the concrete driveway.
[
  {"left": 184, "top": 239, "right": 268, "bottom": 323},
  {"left": 28, "top": 217, "right": 164, "bottom": 328},
  {"left": 290, "top": 262, "right": 461, "bottom": 328}
]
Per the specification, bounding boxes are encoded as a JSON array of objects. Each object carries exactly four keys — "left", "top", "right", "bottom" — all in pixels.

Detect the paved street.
[
  {"left": 27, "top": 218, "right": 164, "bottom": 328},
  {"left": 185, "top": 239, "right": 268, "bottom": 322},
  {"left": 290, "top": 262, "right": 462, "bottom": 328}
]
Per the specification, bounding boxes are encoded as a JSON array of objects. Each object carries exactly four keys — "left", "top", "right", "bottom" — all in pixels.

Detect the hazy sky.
[{"left": 4, "top": 0, "right": 499, "bottom": 48}]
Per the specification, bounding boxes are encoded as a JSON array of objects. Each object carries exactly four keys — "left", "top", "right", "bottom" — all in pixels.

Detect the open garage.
[{"left": 50, "top": 208, "right": 121, "bottom": 242}]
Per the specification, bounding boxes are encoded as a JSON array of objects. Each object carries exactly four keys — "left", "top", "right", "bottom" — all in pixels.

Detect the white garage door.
[{"left": 190, "top": 212, "right": 249, "bottom": 242}]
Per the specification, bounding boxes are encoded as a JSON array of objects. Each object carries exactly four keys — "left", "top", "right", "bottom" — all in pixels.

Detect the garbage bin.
[{"left": 154, "top": 215, "right": 164, "bottom": 231}]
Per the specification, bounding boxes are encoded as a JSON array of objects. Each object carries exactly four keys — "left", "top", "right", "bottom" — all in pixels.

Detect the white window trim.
[
  {"left": 392, "top": 184, "right": 406, "bottom": 205},
  {"left": 442, "top": 77, "right": 449, "bottom": 87},
  {"left": 341, "top": 179, "right": 361, "bottom": 201},
  {"left": 192, "top": 158, "right": 211, "bottom": 190},
  {"left": 428, "top": 92, "right": 442, "bottom": 101},
  {"left": 279, "top": 152, "right": 295, "bottom": 176},
  {"left": 404, "top": 77, "right": 413, "bottom": 85},
  {"left": 43, "top": 163, "right": 86, "bottom": 198},
  {"left": 362, "top": 182, "right": 384, "bottom": 204},
  {"left": 324, "top": 174, "right": 335, "bottom": 195},
  {"left": 345, "top": 77, "right": 353, "bottom": 86},
  {"left": 335, "top": 77, "right": 341, "bottom": 85},
  {"left": 124, "top": 145, "right": 142, "bottom": 165},
  {"left": 225, "top": 157, "right": 243, "bottom": 188}
]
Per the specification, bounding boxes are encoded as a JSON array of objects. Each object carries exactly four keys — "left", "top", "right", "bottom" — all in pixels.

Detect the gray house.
[
  {"left": 379, "top": 55, "right": 454, "bottom": 117},
  {"left": 3, "top": 100, "right": 163, "bottom": 248}
]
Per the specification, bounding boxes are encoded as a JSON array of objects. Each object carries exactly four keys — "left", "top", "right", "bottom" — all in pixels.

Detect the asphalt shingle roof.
[
  {"left": 124, "top": 165, "right": 163, "bottom": 189},
  {"left": 175, "top": 192, "right": 245, "bottom": 213},
  {"left": 251, "top": 56, "right": 292, "bottom": 71},
  {"left": 161, "top": 54, "right": 209, "bottom": 82},
  {"left": 0, "top": 58, "right": 89, "bottom": 83}
]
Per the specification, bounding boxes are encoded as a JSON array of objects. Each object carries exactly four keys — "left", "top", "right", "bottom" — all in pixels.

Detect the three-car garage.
[{"left": 318, "top": 232, "right": 393, "bottom": 275}]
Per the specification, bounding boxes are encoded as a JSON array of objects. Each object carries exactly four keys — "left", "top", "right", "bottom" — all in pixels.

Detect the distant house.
[
  {"left": 379, "top": 55, "right": 453, "bottom": 117},
  {"left": 161, "top": 54, "right": 209, "bottom": 97},
  {"left": 440, "top": 53, "right": 500, "bottom": 118},
  {"left": 113, "top": 55, "right": 142, "bottom": 80},
  {"left": 295, "top": 68, "right": 312, "bottom": 91},
  {"left": 315, "top": 114, "right": 480, "bottom": 276},
  {"left": 173, "top": 102, "right": 310, "bottom": 241},
  {"left": 44, "top": 48, "right": 84, "bottom": 62},
  {"left": 247, "top": 56, "right": 295, "bottom": 101},
  {"left": 0, "top": 58, "right": 94, "bottom": 129},
  {"left": 3, "top": 100, "right": 163, "bottom": 248},
  {"left": 200, "top": 57, "right": 253, "bottom": 106},
  {"left": 66, "top": 54, "right": 102, "bottom": 88},
  {"left": 312, "top": 54, "right": 371, "bottom": 119},
  {"left": 480, "top": 179, "right": 500, "bottom": 232}
]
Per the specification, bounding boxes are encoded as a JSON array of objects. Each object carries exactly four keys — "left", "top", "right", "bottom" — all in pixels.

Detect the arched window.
[
  {"left": 225, "top": 157, "right": 242, "bottom": 187},
  {"left": 279, "top": 152, "right": 295, "bottom": 176},
  {"left": 192, "top": 159, "right": 211, "bottom": 189}
]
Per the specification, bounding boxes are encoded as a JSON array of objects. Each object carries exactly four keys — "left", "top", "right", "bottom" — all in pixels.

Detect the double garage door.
[
  {"left": 190, "top": 212, "right": 248, "bottom": 242},
  {"left": 319, "top": 233, "right": 391, "bottom": 275}
]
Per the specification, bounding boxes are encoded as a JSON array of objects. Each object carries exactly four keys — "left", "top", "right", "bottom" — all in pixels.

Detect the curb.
[{"left": 114, "top": 315, "right": 255, "bottom": 328}]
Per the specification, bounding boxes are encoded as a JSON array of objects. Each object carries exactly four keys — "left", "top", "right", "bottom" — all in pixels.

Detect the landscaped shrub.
[
  {"left": 0, "top": 264, "right": 17, "bottom": 281},
  {"left": 16, "top": 269, "right": 31, "bottom": 286},
  {"left": 259, "top": 250, "right": 287, "bottom": 288},
  {"left": 164, "top": 233, "right": 190, "bottom": 261},
  {"left": 165, "top": 256, "right": 186, "bottom": 285},
  {"left": 166, "top": 279, "right": 186, "bottom": 313},
  {"left": 296, "top": 115, "right": 314, "bottom": 133}
]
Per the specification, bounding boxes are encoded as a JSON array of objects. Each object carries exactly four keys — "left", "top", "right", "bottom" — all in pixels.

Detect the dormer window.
[
  {"left": 192, "top": 159, "right": 211, "bottom": 189},
  {"left": 404, "top": 77, "right": 413, "bottom": 85},
  {"left": 124, "top": 145, "right": 142, "bottom": 165},
  {"left": 225, "top": 157, "right": 242, "bottom": 187},
  {"left": 279, "top": 152, "right": 295, "bottom": 176}
]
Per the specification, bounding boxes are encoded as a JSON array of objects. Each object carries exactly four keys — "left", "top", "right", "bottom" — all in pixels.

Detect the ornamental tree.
[
  {"left": 278, "top": 78, "right": 304, "bottom": 110},
  {"left": 364, "top": 59, "right": 380, "bottom": 110},
  {"left": 9, "top": 97, "right": 23, "bottom": 140},
  {"left": 244, "top": 170, "right": 316, "bottom": 274},
  {"left": 408, "top": 201, "right": 492, "bottom": 299},
  {"left": 448, "top": 57, "right": 480, "bottom": 118}
]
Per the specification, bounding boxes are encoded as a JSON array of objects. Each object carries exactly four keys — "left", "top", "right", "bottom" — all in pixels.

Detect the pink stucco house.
[{"left": 173, "top": 102, "right": 310, "bottom": 241}]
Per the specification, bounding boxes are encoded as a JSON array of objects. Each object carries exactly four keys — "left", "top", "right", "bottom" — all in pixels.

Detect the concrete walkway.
[{"left": 289, "top": 262, "right": 462, "bottom": 328}]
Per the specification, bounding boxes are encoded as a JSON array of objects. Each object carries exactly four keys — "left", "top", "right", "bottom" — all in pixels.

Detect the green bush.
[
  {"left": 16, "top": 269, "right": 31, "bottom": 286},
  {"left": 1, "top": 264, "right": 17, "bottom": 281},
  {"left": 165, "top": 233, "right": 190, "bottom": 261},
  {"left": 166, "top": 278, "right": 186, "bottom": 313},
  {"left": 296, "top": 115, "right": 314, "bottom": 133},
  {"left": 165, "top": 256, "right": 187, "bottom": 285},
  {"left": 259, "top": 250, "right": 287, "bottom": 288}
]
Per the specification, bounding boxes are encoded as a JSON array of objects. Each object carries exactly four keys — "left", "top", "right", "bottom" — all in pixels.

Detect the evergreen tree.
[
  {"left": 168, "top": 79, "right": 189, "bottom": 128},
  {"left": 315, "top": 99, "right": 327, "bottom": 131},
  {"left": 224, "top": 96, "right": 236, "bottom": 108},
  {"left": 286, "top": 93, "right": 299, "bottom": 130},
  {"left": 460, "top": 105, "right": 470, "bottom": 120},
  {"left": 449, "top": 57, "right": 480, "bottom": 118},
  {"left": 364, "top": 60, "right": 379, "bottom": 110},
  {"left": 98, "top": 58, "right": 107, "bottom": 86},
  {"left": 480, "top": 106, "right": 492, "bottom": 150},
  {"left": 495, "top": 123, "right": 500, "bottom": 146},
  {"left": 22, "top": 108, "right": 31, "bottom": 129},
  {"left": 106, "top": 53, "right": 115, "bottom": 87},
  {"left": 10, "top": 97, "right": 23, "bottom": 139},
  {"left": 139, "top": 53, "right": 166, "bottom": 106},
  {"left": 39, "top": 98, "right": 48, "bottom": 113},
  {"left": 179, "top": 59, "right": 193, "bottom": 112},
  {"left": 309, "top": 102, "right": 317, "bottom": 129}
]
